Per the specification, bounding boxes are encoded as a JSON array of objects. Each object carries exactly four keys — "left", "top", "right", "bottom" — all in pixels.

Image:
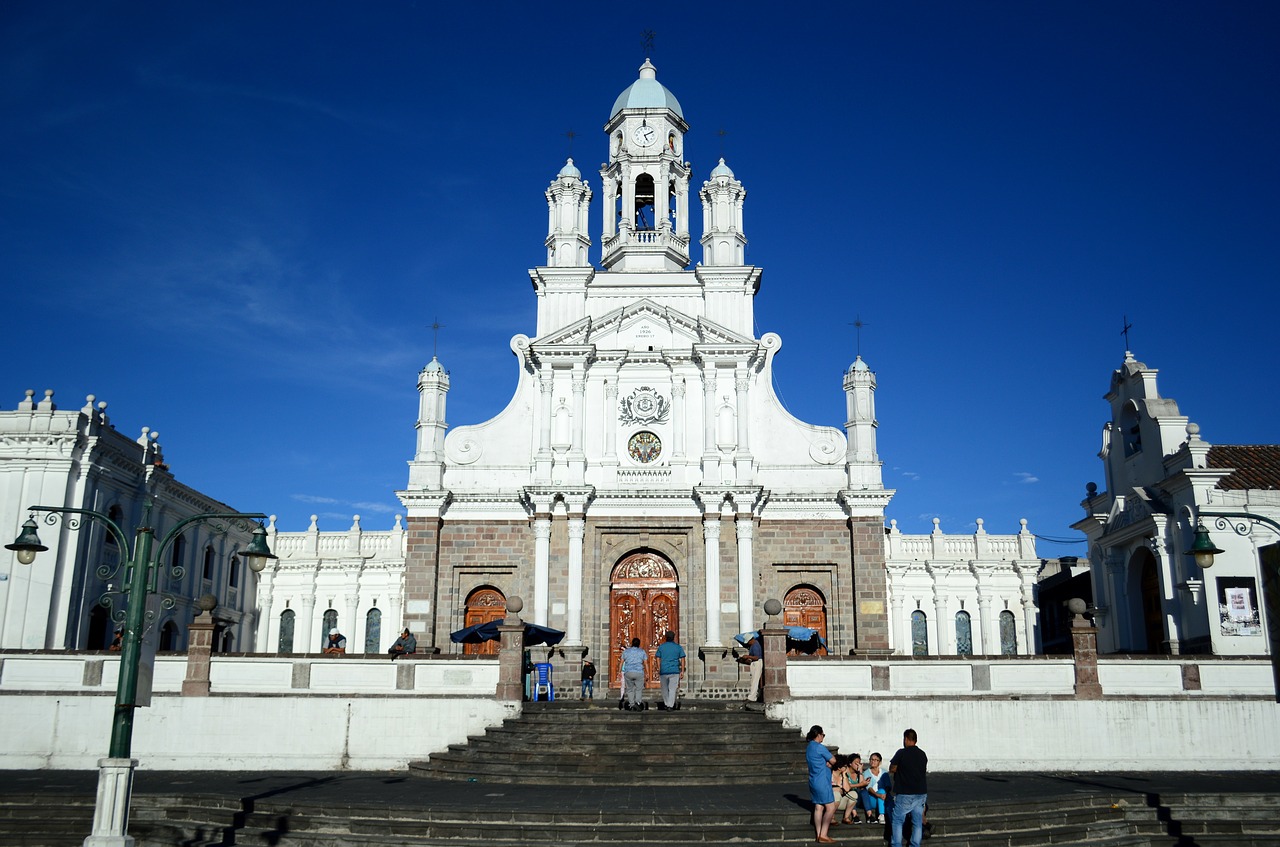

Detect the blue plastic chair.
[{"left": 533, "top": 662, "right": 554, "bottom": 701}]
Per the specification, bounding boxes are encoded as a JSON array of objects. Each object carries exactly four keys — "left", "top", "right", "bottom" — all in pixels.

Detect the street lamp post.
[{"left": 6, "top": 500, "right": 275, "bottom": 847}]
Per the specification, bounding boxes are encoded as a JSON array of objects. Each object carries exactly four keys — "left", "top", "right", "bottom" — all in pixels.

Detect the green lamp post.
[{"left": 6, "top": 500, "right": 275, "bottom": 846}]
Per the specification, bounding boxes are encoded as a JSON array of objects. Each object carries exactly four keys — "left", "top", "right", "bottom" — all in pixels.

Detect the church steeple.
[
  {"left": 843, "top": 356, "right": 882, "bottom": 489},
  {"left": 700, "top": 158, "right": 747, "bottom": 266},
  {"left": 545, "top": 159, "right": 592, "bottom": 268},
  {"left": 600, "top": 60, "right": 691, "bottom": 272}
]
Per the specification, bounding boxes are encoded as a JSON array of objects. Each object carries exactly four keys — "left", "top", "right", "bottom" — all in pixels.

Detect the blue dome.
[
  {"left": 610, "top": 60, "right": 684, "bottom": 120},
  {"left": 710, "top": 158, "right": 735, "bottom": 178},
  {"left": 558, "top": 158, "right": 581, "bottom": 179}
]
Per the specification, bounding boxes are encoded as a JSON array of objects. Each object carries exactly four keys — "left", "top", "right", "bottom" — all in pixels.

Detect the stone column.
[
  {"left": 734, "top": 369, "right": 752, "bottom": 482},
  {"left": 532, "top": 514, "right": 552, "bottom": 626},
  {"left": 182, "top": 609, "right": 215, "bottom": 697},
  {"left": 254, "top": 570, "right": 274, "bottom": 653},
  {"left": 603, "top": 380, "right": 618, "bottom": 459},
  {"left": 345, "top": 593, "right": 361, "bottom": 652},
  {"left": 567, "top": 514, "right": 585, "bottom": 645},
  {"left": 761, "top": 599, "right": 791, "bottom": 704},
  {"left": 1069, "top": 599, "right": 1103, "bottom": 699},
  {"left": 975, "top": 591, "right": 993, "bottom": 655},
  {"left": 497, "top": 598, "right": 526, "bottom": 704},
  {"left": 569, "top": 369, "right": 586, "bottom": 483},
  {"left": 299, "top": 592, "right": 316, "bottom": 653},
  {"left": 736, "top": 513, "right": 755, "bottom": 637},
  {"left": 671, "top": 377, "right": 686, "bottom": 459},
  {"left": 536, "top": 367, "right": 554, "bottom": 480},
  {"left": 701, "top": 362, "right": 718, "bottom": 482},
  {"left": 703, "top": 515, "right": 723, "bottom": 646}
]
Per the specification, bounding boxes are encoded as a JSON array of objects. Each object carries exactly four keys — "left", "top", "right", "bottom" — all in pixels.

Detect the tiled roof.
[{"left": 1208, "top": 445, "right": 1280, "bottom": 491}]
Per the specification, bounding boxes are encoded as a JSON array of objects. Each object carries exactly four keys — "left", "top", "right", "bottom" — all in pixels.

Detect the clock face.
[
  {"left": 627, "top": 430, "right": 662, "bottom": 464},
  {"left": 632, "top": 124, "right": 657, "bottom": 147}
]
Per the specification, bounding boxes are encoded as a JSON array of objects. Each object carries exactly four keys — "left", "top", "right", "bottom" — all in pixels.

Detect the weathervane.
[
  {"left": 429, "top": 317, "right": 445, "bottom": 359},
  {"left": 848, "top": 315, "right": 868, "bottom": 358},
  {"left": 642, "top": 30, "right": 655, "bottom": 58},
  {"left": 1121, "top": 315, "right": 1133, "bottom": 352},
  {"left": 564, "top": 129, "right": 576, "bottom": 154}
]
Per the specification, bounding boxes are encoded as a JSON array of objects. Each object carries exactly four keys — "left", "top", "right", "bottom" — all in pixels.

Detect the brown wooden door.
[
  {"left": 609, "top": 552, "right": 678, "bottom": 688},
  {"left": 462, "top": 587, "right": 506, "bottom": 656},
  {"left": 783, "top": 586, "right": 828, "bottom": 655}
]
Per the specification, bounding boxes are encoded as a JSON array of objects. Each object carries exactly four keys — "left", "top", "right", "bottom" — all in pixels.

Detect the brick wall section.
[
  {"left": 434, "top": 520, "right": 534, "bottom": 648},
  {"left": 850, "top": 516, "right": 890, "bottom": 652},
  {"left": 754, "top": 519, "right": 871, "bottom": 654},
  {"left": 404, "top": 517, "right": 441, "bottom": 648}
]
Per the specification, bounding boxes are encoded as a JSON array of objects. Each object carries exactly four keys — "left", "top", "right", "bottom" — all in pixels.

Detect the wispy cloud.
[
  {"left": 292, "top": 494, "right": 339, "bottom": 505},
  {"left": 901, "top": 471, "right": 921, "bottom": 481},
  {"left": 1013, "top": 472, "right": 1039, "bottom": 484}
]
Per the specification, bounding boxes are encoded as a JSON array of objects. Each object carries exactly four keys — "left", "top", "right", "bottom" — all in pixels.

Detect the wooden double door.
[{"left": 609, "top": 552, "right": 679, "bottom": 689}]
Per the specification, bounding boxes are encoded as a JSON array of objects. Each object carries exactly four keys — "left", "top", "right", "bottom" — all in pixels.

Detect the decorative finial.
[
  {"left": 429, "top": 317, "right": 445, "bottom": 359},
  {"left": 849, "top": 315, "right": 868, "bottom": 358},
  {"left": 641, "top": 29, "right": 655, "bottom": 59},
  {"left": 1121, "top": 315, "right": 1133, "bottom": 352}
]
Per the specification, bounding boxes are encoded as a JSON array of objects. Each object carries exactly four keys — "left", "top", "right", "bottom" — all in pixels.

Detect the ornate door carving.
[
  {"left": 783, "top": 586, "right": 828, "bottom": 655},
  {"left": 463, "top": 587, "right": 506, "bottom": 656},
  {"left": 609, "top": 552, "right": 679, "bottom": 688}
]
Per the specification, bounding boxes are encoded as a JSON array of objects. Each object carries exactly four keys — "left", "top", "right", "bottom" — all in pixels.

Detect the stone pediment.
[{"left": 532, "top": 300, "right": 756, "bottom": 352}]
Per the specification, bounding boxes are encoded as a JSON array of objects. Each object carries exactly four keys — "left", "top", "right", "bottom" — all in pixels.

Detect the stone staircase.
[
  {"left": 7, "top": 789, "right": 1280, "bottom": 846},
  {"left": 408, "top": 699, "right": 805, "bottom": 785}
]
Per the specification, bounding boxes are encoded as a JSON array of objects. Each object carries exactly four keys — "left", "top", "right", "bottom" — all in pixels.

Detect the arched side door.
[
  {"left": 609, "top": 552, "right": 678, "bottom": 689},
  {"left": 783, "top": 586, "right": 828, "bottom": 655},
  {"left": 463, "top": 587, "right": 507, "bottom": 656}
]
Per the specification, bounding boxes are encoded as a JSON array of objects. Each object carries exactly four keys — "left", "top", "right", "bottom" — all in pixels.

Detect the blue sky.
[{"left": 3, "top": 2, "right": 1277, "bottom": 556}]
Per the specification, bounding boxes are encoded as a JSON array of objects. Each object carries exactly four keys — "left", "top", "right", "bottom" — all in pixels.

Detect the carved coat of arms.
[{"left": 619, "top": 386, "right": 670, "bottom": 426}]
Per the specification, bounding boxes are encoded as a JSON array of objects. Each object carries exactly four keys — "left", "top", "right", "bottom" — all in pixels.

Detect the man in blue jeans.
[{"left": 888, "top": 728, "right": 927, "bottom": 847}]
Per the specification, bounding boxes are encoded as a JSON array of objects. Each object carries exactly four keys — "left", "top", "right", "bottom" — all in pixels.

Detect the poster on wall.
[{"left": 1218, "top": 577, "right": 1262, "bottom": 637}]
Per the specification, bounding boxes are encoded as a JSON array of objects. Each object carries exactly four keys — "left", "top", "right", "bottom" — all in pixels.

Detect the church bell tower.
[{"left": 600, "top": 60, "right": 691, "bottom": 272}]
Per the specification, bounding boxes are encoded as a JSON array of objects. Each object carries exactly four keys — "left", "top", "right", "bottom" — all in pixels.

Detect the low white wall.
[
  {"left": 772, "top": 697, "right": 1280, "bottom": 771},
  {"left": 1, "top": 693, "right": 516, "bottom": 770}
]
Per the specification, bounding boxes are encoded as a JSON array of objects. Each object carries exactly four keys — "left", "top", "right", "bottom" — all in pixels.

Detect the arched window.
[
  {"left": 105, "top": 507, "right": 123, "bottom": 546},
  {"left": 634, "top": 173, "right": 656, "bottom": 230},
  {"left": 159, "top": 621, "right": 179, "bottom": 651},
  {"left": 910, "top": 610, "right": 929, "bottom": 657},
  {"left": 202, "top": 546, "right": 215, "bottom": 580},
  {"left": 954, "top": 611, "right": 973, "bottom": 656},
  {"left": 278, "top": 609, "right": 295, "bottom": 654},
  {"left": 999, "top": 610, "right": 1018, "bottom": 655},
  {"left": 87, "top": 604, "right": 111, "bottom": 649},
  {"left": 228, "top": 556, "right": 240, "bottom": 588},
  {"left": 321, "top": 609, "right": 338, "bottom": 651},
  {"left": 170, "top": 533, "right": 187, "bottom": 572},
  {"left": 1121, "top": 402, "right": 1142, "bottom": 456},
  {"left": 365, "top": 608, "right": 382, "bottom": 653}
]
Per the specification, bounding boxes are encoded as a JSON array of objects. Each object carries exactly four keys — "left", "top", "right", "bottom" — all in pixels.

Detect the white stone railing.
[
  {"left": 885, "top": 517, "right": 1037, "bottom": 562},
  {"left": 785, "top": 654, "right": 1275, "bottom": 698},
  {"left": 0, "top": 652, "right": 496, "bottom": 697}
]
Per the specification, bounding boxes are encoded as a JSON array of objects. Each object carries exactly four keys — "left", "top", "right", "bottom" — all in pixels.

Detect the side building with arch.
[{"left": 1073, "top": 351, "right": 1280, "bottom": 655}]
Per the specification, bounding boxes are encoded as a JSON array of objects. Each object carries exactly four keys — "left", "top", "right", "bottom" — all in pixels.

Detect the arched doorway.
[
  {"left": 1137, "top": 549, "right": 1165, "bottom": 653},
  {"left": 783, "top": 585, "right": 828, "bottom": 654},
  {"left": 609, "top": 551, "right": 678, "bottom": 689},
  {"left": 462, "top": 586, "right": 506, "bottom": 656}
]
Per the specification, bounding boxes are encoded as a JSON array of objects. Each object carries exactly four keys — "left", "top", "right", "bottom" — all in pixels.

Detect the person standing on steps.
[
  {"left": 739, "top": 631, "right": 764, "bottom": 707},
  {"left": 889, "top": 728, "right": 928, "bottom": 847},
  {"left": 654, "top": 630, "right": 685, "bottom": 710},
  {"left": 620, "top": 637, "right": 648, "bottom": 711},
  {"left": 805, "top": 725, "right": 838, "bottom": 843},
  {"left": 580, "top": 658, "right": 596, "bottom": 699}
]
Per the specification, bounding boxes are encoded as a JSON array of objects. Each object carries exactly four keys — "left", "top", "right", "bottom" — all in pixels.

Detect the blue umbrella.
[
  {"left": 732, "top": 627, "right": 827, "bottom": 653},
  {"left": 449, "top": 620, "right": 566, "bottom": 647}
]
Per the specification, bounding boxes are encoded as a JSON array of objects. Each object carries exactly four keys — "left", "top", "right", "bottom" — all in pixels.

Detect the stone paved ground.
[{"left": 3, "top": 769, "right": 1280, "bottom": 813}]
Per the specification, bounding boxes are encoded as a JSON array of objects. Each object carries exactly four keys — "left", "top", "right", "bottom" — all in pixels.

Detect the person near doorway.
[
  {"left": 108, "top": 629, "right": 122, "bottom": 651},
  {"left": 654, "top": 630, "right": 685, "bottom": 710},
  {"left": 323, "top": 628, "right": 347, "bottom": 655},
  {"left": 620, "top": 637, "right": 647, "bottom": 710},
  {"left": 889, "top": 728, "right": 928, "bottom": 847},
  {"left": 738, "top": 631, "right": 763, "bottom": 705},
  {"left": 580, "top": 659, "right": 596, "bottom": 699},
  {"left": 387, "top": 628, "right": 416, "bottom": 659}
]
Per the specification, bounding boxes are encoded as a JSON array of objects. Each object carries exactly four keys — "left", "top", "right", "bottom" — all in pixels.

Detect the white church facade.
[{"left": 3, "top": 63, "right": 1048, "bottom": 686}]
